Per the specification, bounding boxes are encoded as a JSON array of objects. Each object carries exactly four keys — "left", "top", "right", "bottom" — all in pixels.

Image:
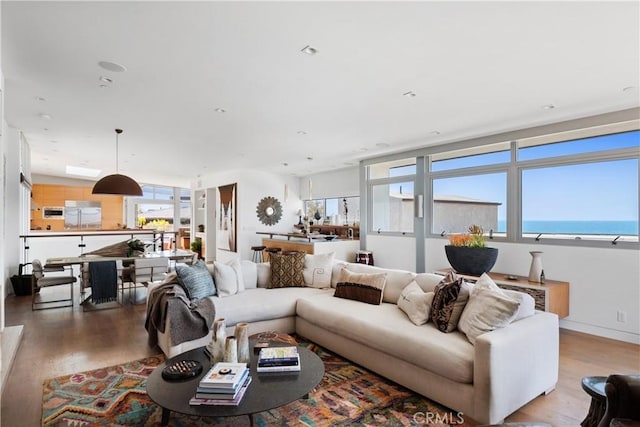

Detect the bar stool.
[
  {"left": 265, "top": 247, "right": 281, "bottom": 262},
  {"left": 251, "top": 246, "right": 266, "bottom": 263}
]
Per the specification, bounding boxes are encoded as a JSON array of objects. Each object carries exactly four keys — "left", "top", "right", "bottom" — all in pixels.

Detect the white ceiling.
[{"left": 2, "top": 1, "right": 639, "bottom": 188}]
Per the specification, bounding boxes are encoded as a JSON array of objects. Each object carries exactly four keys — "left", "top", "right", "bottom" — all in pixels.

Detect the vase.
[
  {"left": 235, "top": 323, "right": 250, "bottom": 365},
  {"left": 528, "top": 251, "right": 544, "bottom": 283},
  {"left": 224, "top": 336, "right": 238, "bottom": 363},
  {"left": 444, "top": 245, "right": 499, "bottom": 276},
  {"left": 209, "top": 318, "right": 227, "bottom": 364}
]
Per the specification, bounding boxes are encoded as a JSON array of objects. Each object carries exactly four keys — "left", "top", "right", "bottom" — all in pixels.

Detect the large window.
[
  {"left": 363, "top": 121, "right": 639, "bottom": 247},
  {"left": 133, "top": 185, "right": 191, "bottom": 231},
  {"left": 521, "top": 159, "right": 638, "bottom": 241},
  {"left": 432, "top": 173, "right": 506, "bottom": 235},
  {"left": 367, "top": 157, "right": 417, "bottom": 234}
]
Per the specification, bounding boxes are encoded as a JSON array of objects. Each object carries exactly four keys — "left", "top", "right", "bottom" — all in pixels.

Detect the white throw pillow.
[
  {"left": 240, "top": 260, "right": 257, "bottom": 290},
  {"left": 256, "top": 262, "right": 271, "bottom": 288},
  {"left": 397, "top": 280, "right": 434, "bottom": 325},
  {"left": 458, "top": 273, "right": 520, "bottom": 344},
  {"left": 303, "top": 252, "right": 335, "bottom": 288},
  {"left": 213, "top": 259, "right": 244, "bottom": 297}
]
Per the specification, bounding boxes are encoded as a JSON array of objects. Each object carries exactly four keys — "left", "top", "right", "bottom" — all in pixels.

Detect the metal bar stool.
[
  {"left": 251, "top": 246, "right": 266, "bottom": 263},
  {"left": 265, "top": 247, "right": 281, "bottom": 262}
]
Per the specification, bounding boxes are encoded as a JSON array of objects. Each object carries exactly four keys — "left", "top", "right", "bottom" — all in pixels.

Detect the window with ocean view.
[
  {"left": 521, "top": 159, "right": 638, "bottom": 241},
  {"left": 364, "top": 122, "right": 639, "bottom": 247}
]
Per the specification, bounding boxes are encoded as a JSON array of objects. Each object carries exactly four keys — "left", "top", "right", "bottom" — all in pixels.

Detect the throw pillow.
[
  {"left": 397, "top": 280, "right": 434, "bottom": 325},
  {"left": 430, "top": 271, "right": 470, "bottom": 333},
  {"left": 458, "top": 275, "right": 521, "bottom": 344},
  {"left": 303, "top": 252, "right": 335, "bottom": 288},
  {"left": 175, "top": 259, "right": 215, "bottom": 300},
  {"left": 213, "top": 259, "right": 244, "bottom": 297},
  {"left": 269, "top": 252, "right": 306, "bottom": 288},
  {"left": 334, "top": 268, "right": 387, "bottom": 305},
  {"left": 472, "top": 273, "right": 535, "bottom": 321}
]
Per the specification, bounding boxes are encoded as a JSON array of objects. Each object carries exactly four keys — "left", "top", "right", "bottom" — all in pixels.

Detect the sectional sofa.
[{"left": 147, "top": 257, "right": 559, "bottom": 425}]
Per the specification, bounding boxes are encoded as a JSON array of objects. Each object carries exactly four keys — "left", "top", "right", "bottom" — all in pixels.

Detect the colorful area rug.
[{"left": 42, "top": 340, "right": 477, "bottom": 426}]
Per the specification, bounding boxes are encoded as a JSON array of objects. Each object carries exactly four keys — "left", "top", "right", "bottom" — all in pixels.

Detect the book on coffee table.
[
  {"left": 258, "top": 346, "right": 300, "bottom": 367},
  {"left": 199, "top": 362, "right": 249, "bottom": 389},
  {"left": 190, "top": 376, "right": 252, "bottom": 406}
]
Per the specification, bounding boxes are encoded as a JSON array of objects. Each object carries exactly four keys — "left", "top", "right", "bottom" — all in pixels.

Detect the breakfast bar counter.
[{"left": 259, "top": 234, "right": 360, "bottom": 262}]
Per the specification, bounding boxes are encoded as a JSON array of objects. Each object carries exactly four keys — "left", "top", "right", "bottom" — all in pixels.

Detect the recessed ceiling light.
[
  {"left": 622, "top": 86, "right": 636, "bottom": 93},
  {"left": 429, "top": 130, "right": 441, "bottom": 136},
  {"left": 376, "top": 142, "right": 390, "bottom": 148},
  {"left": 39, "top": 113, "right": 52, "bottom": 120},
  {"left": 283, "top": 162, "right": 289, "bottom": 167},
  {"left": 301, "top": 45, "right": 318, "bottom": 55},
  {"left": 297, "top": 131, "right": 307, "bottom": 135},
  {"left": 542, "top": 104, "right": 555, "bottom": 110},
  {"left": 98, "top": 61, "right": 127, "bottom": 72},
  {"left": 307, "top": 157, "right": 313, "bottom": 161},
  {"left": 66, "top": 165, "right": 102, "bottom": 178},
  {"left": 403, "top": 91, "right": 416, "bottom": 97},
  {"left": 99, "top": 84, "right": 109, "bottom": 89},
  {"left": 35, "top": 96, "right": 47, "bottom": 102},
  {"left": 99, "top": 76, "right": 113, "bottom": 84},
  {"left": 215, "top": 108, "right": 226, "bottom": 113}
]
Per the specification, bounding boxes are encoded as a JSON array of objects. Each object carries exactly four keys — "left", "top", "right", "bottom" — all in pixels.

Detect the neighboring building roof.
[{"left": 389, "top": 193, "right": 502, "bottom": 205}]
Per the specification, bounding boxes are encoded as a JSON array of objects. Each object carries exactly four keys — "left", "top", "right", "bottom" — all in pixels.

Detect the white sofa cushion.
[
  {"left": 213, "top": 259, "right": 244, "bottom": 296},
  {"left": 397, "top": 280, "right": 434, "bottom": 325},
  {"left": 458, "top": 274, "right": 521, "bottom": 344},
  {"left": 414, "top": 272, "right": 445, "bottom": 293},
  {"left": 240, "top": 260, "right": 257, "bottom": 290},
  {"left": 296, "top": 291, "right": 474, "bottom": 384},
  {"left": 345, "top": 263, "right": 416, "bottom": 303},
  {"left": 303, "top": 252, "right": 335, "bottom": 288},
  {"left": 210, "top": 287, "right": 330, "bottom": 327}
]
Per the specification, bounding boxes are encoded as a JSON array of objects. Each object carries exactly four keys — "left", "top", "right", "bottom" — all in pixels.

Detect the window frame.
[{"left": 362, "top": 120, "right": 639, "bottom": 249}]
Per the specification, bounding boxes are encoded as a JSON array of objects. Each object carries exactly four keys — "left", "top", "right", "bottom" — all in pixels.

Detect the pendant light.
[{"left": 92, "top": 129, "right": 143, "bottom": 196}]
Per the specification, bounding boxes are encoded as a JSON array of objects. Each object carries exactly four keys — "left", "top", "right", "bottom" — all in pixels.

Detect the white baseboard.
[
  {"left": 1, "top": 325, "right": 24, "bottom": 395},
  {"left": 560, "top": 319, "right": 639, "bottom": 344}
]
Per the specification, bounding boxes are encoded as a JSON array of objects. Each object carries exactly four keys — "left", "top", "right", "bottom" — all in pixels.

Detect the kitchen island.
[{"left": 258, "top": 232, "right": 360, "bottom": 263}]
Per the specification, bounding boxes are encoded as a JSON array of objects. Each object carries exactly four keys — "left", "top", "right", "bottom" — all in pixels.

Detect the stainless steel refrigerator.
[{"left": 64, "top": 201, "right": 102, "bottom": 229}]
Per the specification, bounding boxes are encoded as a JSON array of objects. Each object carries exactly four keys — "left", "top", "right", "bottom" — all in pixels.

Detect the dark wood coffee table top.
[{"left": 147, "top": 340, "right": 324, "bottom": 421}]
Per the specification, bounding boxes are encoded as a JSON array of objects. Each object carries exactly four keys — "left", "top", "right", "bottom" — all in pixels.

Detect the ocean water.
[{"left": 496, "top": 220, "right": 638, "bottom": 235}]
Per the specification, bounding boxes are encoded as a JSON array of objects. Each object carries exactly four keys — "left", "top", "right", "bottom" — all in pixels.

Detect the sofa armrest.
[{"left": 473, "top": 311, "right": 559, "bottom": 424}]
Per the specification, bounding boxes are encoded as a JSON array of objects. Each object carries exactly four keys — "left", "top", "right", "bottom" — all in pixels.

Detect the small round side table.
[{"left": 581, "top": 376, "right": 608, "bottom": 427}]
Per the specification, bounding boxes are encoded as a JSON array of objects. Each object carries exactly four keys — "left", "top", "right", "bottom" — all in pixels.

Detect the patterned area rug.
[{"left": 42, "top": 340, "right": 477, "bottom": 426}]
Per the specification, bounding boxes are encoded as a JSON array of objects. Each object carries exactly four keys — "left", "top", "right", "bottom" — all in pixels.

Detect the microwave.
[{"left": 42, "top": 207, "right": 64, "bottom": 219}]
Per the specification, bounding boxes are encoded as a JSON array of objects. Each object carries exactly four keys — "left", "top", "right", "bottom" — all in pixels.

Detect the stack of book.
[
  {"left": 189, "top": 362, "right": 251, "bottom": 406},
  {"left": 257, "top": 346, "right": 301, "bottom": 372}
]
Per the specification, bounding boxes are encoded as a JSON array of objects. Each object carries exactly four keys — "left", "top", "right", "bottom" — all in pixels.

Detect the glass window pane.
[
  {"left": 432, "top": 142, "right": 511, "bottom": 172},
  {"left": 432, "top": 173, "right": 506, "bottom": 235},
  {"left": 372, "top": 182, "right": 414, "bottom": 233},
  {"left": 369, "top": 158, "right": 416, "bottom": 179},
  {"left": 180, "top": 202, "right": 191, "bottom": 226},
  {"left": 137, "top": 203, "right": 173, "bottom": 230},
  {"left": 519, "top": 130, "right": 640, "bottom": 161},
  {"left": 522, "top": 160, "right": 638, "bottom": 239}
]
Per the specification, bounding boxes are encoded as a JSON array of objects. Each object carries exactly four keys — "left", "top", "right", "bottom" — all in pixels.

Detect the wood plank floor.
[{"left": 2, "top": 284, "right": 639, "bottom": 426}]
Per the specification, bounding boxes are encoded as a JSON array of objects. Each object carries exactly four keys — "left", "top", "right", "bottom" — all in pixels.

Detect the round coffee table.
[
  {"left": 581, "top": 376, "right": 607, "bottom": 427},
  {"left": 147, "top": 341, "right": 324, "bottom": 426}
]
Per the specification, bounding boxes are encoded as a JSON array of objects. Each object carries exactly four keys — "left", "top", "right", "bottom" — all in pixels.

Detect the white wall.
[
  {"left": 3, "top": 128, "right": 22, "bottom": 300},
  {"left": 424, "top": 238, "right": 640, "bottom": 344},
  {"left": 299, "top": 167, "right": 359, "bottom": 199},
  {"left": 195, "top": 169, "right": 301, "bottom": 262}
]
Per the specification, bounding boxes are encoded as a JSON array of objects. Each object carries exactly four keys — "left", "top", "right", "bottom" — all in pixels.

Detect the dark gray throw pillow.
[{"left": 176, "top": 259, "right": 216, "bottom": 300}]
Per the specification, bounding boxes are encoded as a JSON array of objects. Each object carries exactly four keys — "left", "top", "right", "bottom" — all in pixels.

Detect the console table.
[{"left": 434, "top": 269, "right": 570, "bottom": 318}]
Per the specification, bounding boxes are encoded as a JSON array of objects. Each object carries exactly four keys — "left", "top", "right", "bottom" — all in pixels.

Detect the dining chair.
[
  {"left": 123, "top": 257, "right": 170, "bottom": 304},
  {"left": 31, "top": 259, "right": 77, "bottom": 310}
]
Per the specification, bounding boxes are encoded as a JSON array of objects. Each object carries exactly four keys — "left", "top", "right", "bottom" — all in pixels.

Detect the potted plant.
[
  {"left": 190, "top": 238, "right": 203, "bottom": 259},
  {"left": 444, "top": 225, "right": 498, "bottom": 275}
]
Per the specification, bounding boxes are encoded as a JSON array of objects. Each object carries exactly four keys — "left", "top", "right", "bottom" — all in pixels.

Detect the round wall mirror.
[{"left": 256, "top": 196, "right": 283, "bottom": 226}]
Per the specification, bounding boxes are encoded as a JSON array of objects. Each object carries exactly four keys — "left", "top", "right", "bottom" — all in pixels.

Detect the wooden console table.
[{"left": 434, "top": 269, "right": 570, "bottom": 318}]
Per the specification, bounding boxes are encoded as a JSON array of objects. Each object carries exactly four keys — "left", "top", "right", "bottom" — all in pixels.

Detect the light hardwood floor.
[{"left": 2, "top": 284, "right": 639, "bottom": 426}]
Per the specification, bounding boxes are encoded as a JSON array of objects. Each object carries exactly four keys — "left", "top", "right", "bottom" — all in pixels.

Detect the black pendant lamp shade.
[{"left": 92, "top": 129, "right": 143, "bottom": 196}]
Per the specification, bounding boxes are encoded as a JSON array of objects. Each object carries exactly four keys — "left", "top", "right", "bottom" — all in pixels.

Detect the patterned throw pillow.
[
  {"left": 269, "top": 252, "right": 306, "bottom": 288},
  {"left": 334, "top": 268, "right": 387, "bottom": 305},
  {"left": 430, "top": 271, "right": 470, "bottom": 332},
  {"left": 175, "top": 260, "right": 216, "bottom": 300}
]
